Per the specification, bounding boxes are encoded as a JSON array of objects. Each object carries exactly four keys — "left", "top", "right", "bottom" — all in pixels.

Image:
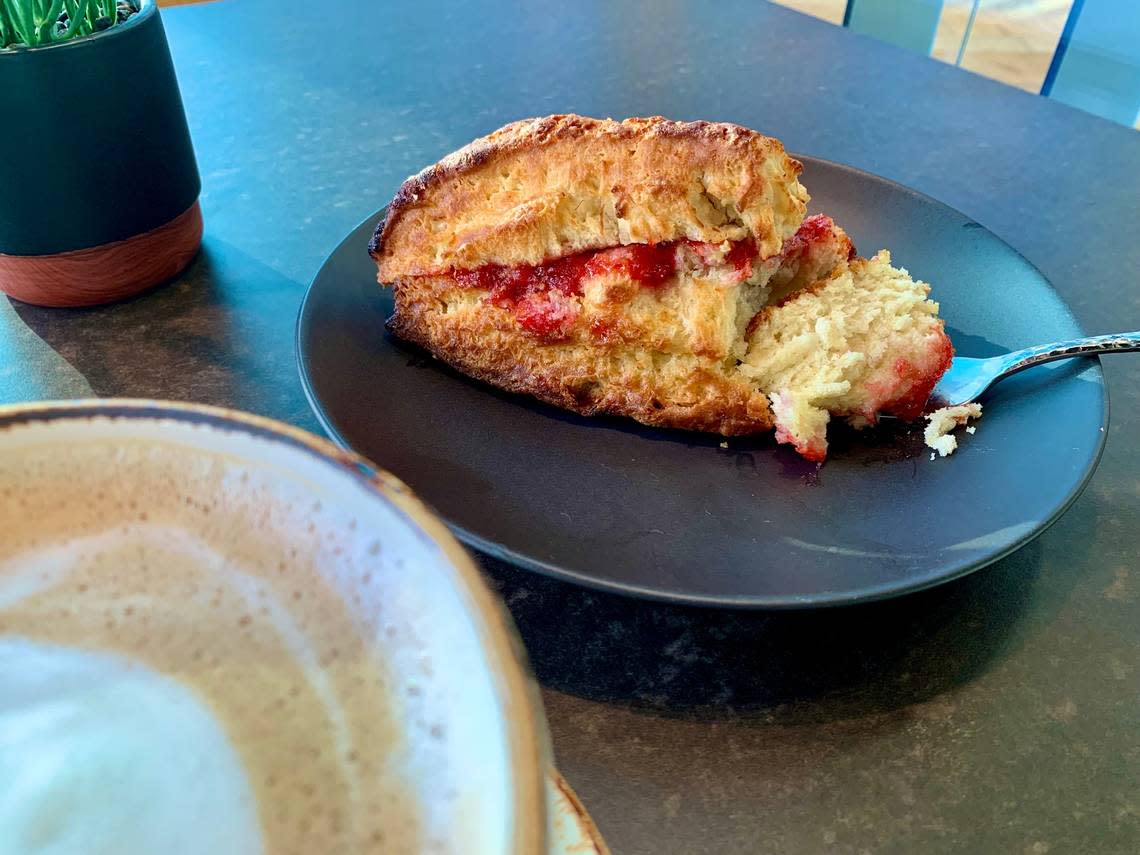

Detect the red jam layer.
[
  {"left": 454, "top": 241, "right": 713, "bottom": 304},
  {"left": 859, "top": 333, "right": 956, "bottom": 423},
  {"left": 779, "top": 214, "right": 858, "bottom": 264},
  {"left": 448, "top": 239, "right": 759, "bottom": 339},
  {"left": 881, "top": 335, "right": 956, "bottom": 420}
]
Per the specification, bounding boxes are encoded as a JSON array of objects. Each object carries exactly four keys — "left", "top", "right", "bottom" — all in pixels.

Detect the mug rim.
[{"left": 0, "top": 396, "right": 550, "bottom": 855}]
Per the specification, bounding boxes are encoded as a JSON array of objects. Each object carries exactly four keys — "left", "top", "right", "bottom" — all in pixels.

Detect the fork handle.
[{"left": 997, "top": 331, "right": 1140, "bottom": 380}]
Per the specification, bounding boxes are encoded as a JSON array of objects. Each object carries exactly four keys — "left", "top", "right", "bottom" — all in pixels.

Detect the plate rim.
[{"left": 296, "top": 155, "right": 1110, "bottom": 609}]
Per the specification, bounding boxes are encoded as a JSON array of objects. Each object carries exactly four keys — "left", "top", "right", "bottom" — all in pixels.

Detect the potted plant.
[{"left": 0, "top": 0, "right": 201, "bottom": 307}]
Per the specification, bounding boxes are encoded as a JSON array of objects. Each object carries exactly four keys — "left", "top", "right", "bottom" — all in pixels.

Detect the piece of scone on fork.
[{"left": 371, "top": 114, "right": 952, "bottom": 460}]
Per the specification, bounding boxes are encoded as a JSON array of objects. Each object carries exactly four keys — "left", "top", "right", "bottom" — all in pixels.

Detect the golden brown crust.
[
  {"left": 388, "top": 275, "right": 773, "bottom": 435},
  {"left": 371, "top": 115, "right": 808, "bottom": 277}
]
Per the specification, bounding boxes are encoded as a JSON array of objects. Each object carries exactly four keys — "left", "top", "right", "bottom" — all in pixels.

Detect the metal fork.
[{"left": 932, "top": 331, "right": 1140, "bottom": 407}]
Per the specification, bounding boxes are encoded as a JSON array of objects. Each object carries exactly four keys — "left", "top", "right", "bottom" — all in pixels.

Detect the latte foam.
[
  {"left": 0, "top": 638, "right": 262, "bottom": 855},
  {"left": 0, "top": 420, "right": 520, "bottom": 854}
]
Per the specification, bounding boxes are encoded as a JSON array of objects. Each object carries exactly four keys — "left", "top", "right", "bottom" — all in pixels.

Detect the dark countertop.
[{"left": 2, "top": 1, "right": 1138, "bottom": 852}]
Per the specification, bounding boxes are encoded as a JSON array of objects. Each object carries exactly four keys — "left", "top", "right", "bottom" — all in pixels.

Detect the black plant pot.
[{"left": 0, "top": 0, "right": 201, "bottom": 307}]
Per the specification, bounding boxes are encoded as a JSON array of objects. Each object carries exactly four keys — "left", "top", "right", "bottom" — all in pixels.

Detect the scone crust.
[
  {"left": 388, "top": 275, "right": 774, "bottom": 435},
  {"left": 371, "top": 114, "right": 809, "bottom": 277}
]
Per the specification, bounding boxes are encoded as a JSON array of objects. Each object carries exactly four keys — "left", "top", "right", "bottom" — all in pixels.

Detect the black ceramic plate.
[{"left": 297, "top": 157, "right": 1107, "bottom": 608}]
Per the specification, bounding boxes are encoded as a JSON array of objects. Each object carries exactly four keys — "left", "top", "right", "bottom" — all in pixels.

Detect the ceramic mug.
[{"left": 0, "top": 399, "right": 550, "bottom": 853}]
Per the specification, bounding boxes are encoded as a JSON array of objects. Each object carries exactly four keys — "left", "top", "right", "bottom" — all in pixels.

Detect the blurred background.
[
  {"left": 156, "top": 0, "right": 1138, "bottom": 129},
  {"left": 762, "top": 0, "right": 1138, "bottom": 127}
]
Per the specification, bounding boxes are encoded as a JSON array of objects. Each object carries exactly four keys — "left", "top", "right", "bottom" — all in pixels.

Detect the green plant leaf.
[
  {"left": 37, "top": 0, "right": 64, "bottom": 44},
  {"left": 66, "top": 0, "right": 90, "bottom": 39},
  {"left": 30, "top": 0, "right": 52, "bottom": 45},
  {"left": 49, "top": 1, "right": 72, "bottom": 40},
  {"left": 8, "top": 0, "right": 37, "bottom": 47},
  {"left": 3, "top": 0, "right": 22, "bottom": 45},
  {"left": 28, "top": 0, "right": 42, "bottom": 32},
  {"left": 0, "top": 2, "right": 13, "bottom": 49},
  {"left": 1, "top": 0, "right": 134, "bottom": 47},
  {"left": 0, "top": 4, "right": 12, "bottom": 50}
]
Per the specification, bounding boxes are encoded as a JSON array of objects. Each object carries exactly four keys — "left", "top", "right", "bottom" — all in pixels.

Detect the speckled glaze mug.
[
  {"left": 0, "top": 400, "right": 549, "bottom": 854},
  {"left": 0, "top": 1, "right": 202, "bottom": 307}
]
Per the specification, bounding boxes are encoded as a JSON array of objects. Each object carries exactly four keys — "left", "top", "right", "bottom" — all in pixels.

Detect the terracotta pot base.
[{"left": 0, "top": 201, "right": 203, "bottom": 308}]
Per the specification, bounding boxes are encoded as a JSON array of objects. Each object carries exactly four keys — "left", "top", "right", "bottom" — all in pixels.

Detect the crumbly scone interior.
[
  {"left": 740, "top": 249, "right": 951, "bottom": 460},
  {"left": 398, "top": 213, "right": 949, "bottom": 458}
]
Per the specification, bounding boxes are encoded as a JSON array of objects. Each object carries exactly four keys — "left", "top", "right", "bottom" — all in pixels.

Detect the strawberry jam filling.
[
  {"left": 859, "top": 334, "right": 956, "bottom": 422},
  {"left": 776, "top": 214, "right": 859, "bottom": 269},
  {"left": 447, "top": 239, "right": 759, "bottom": 339},
  {"left": 453, "top": 242, "right": 682, "bottom": 305},
  {"left": 880, "top": 336, "right": 955, "bottom": 419},
  {"left": 725, "top": 239, "right": 760, "bottom": 279},
  {"left": 513, "top": 291, "right": 581, "bottom": 340}
]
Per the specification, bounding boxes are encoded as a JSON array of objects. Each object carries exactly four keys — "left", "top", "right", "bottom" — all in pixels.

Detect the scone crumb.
[
  {"left": 719, "top": 441, "right": 729, "bottom": 449},
  {"left": 966, "top": 426, "right": 976, "bottom": 434},
  {"left": 924, "top": 403, "right": 982, "bottom": 457}
]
